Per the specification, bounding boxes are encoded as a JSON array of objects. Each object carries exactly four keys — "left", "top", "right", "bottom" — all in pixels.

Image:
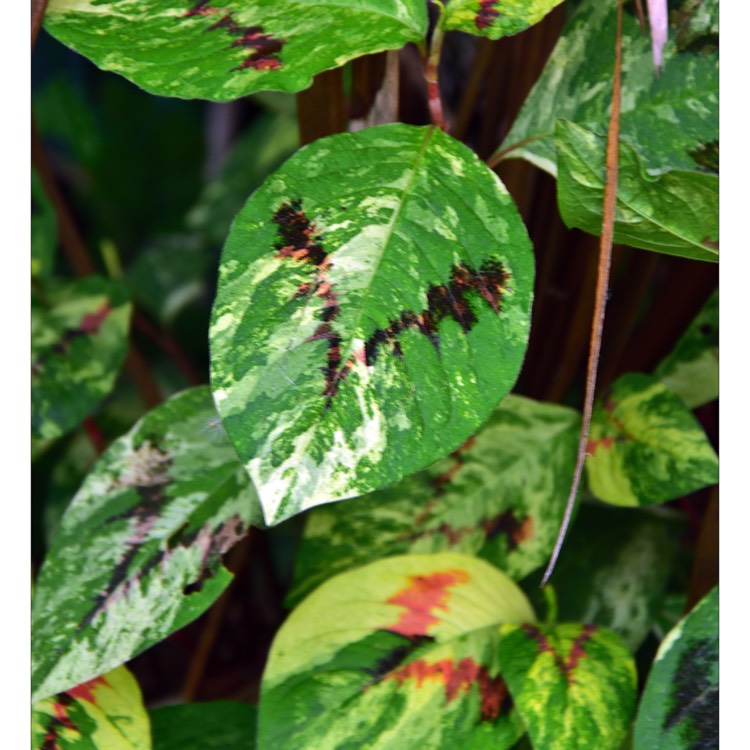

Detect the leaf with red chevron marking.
[
  {"left": 497, "top": 622, "right": 637, "bottom": 750},
  {"left": 441, "top": 0, "right": 563, "bottom": 39},
  {"left": 258, "top": 553, "right": 535, "bottom": 749}
]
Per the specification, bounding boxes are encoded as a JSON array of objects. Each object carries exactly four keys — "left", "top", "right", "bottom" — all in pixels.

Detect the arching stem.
[{"left": 424, "top": 6, "right": 446, "bottom": 130}]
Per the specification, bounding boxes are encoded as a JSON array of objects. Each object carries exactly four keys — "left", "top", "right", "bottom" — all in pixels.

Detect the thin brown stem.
[
  {"left": 487, "top": 135, "right": 543, "bottom": 170},
  {"left": 542, "top": 0, "right": 624, "bottom": 586},
  {"left": 423, "top": 23, "right": 446, "bottom": 130},
  {"left": 32, "top": 0, "right": 49, "bottom": 50}
]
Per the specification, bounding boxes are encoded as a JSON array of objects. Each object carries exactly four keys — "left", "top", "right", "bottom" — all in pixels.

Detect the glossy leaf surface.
[
  {"left": 32, "top": 667, "right": 150, "bottom": 750},
  {"left": 497, "top": 0, "right": 718, "bottom": 177},
  {"left": 32, "top": 276, "right": 132, "bottom": 440},
  {"left": 210, "top": 124, "right": 534, "bottom": 524},
  {"left": 32, "top": 387, "right": 263, "bottom": 702},
  {"left": 259, "top": 553, "right": 535, "bottom": 749},
  {"left": 498, "top": 622, "right": 636, "bottom": 750},
  {"left": 289, "top": 395, "right": 578, "bottom": 605},
  {"left": 586, "top": 373, "right": 718, "bottom": 506},
  {"left": 633, "top": 587, "right": 718, "bottom": 750},
  {"left": 441, "top": 0, "right": 563, "bottom": 39},
  {"left": 556, "top": 120, "right": 718, "bottom": 261},
  {"left": 44, "top": 0, "right": 427, "bottom": 101},
  {"left": 150, "top": 701, "right": 256, "bottom": 750}
]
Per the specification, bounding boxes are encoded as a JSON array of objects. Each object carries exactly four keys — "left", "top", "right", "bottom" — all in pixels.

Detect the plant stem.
[
  {"left": 424, "top": 21, "right": 446, "bottom": 130},
  {"left": 32, "top": 0, "right": 48, "bottom": 49},
  {"left": 541, "top": 0, "right": 624, "bottom": 587}
]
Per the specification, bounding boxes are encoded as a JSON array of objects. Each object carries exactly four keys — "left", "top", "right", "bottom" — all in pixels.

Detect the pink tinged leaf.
[{"left": 647, "top": 0, "right": 668, "bottom": 70}]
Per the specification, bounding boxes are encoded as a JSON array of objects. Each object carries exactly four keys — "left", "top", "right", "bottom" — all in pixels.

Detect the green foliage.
[{"left": 441, "top": 0, "right": 564, "bottom": 39}]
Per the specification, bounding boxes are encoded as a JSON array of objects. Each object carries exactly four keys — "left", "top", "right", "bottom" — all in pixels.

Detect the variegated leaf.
[
  {"left": 496, "top": 0, "right": 718, "bottom": 177},
  {"left": 32, "top": 387, "right": 263, "bottom": 703},
  {"left": 654, "top": 288, "right": 718, "bottom": 409},
  {"left": 210, "top": 123, "right": 534, "bottom": 525},
  {"left": 259, "top": 554, "right": 535, "bottom": 749},
  {"left": 440, "top": 0, "right": 564, "bottom": 39},
  {"left": 497, "top": 622, "right": 636, "bottom": 750},
  {"left": 555, "top": 120, "right": 718, "bottom": 261},
  {"left": 32, "top": 167, "right": 57, "bottom": 281},
  {"left": 32, "top": 276, "right": 133, "bottom": 441},
  {"left": 633, "top": 586, "right": 718, "bottom": 750},
  {"left": 288, "top": 395, "right": 579, "bottom": 605},
  {"left": 586, "top": 373, "right": 718, "bottom": 506},
  {"left": 32, "top": 666, "right": 151, "bottom": 750},
  {"left": 43, "top": 0, "right": 427, "bottom": 101}
]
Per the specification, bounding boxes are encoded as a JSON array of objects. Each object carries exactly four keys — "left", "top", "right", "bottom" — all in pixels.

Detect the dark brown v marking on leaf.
[
  {"left": 476, "top": 1, "right": 501, "bottom": 30},
  {"left": 521, "top": 623, "right": 598, "bottom": 684}
]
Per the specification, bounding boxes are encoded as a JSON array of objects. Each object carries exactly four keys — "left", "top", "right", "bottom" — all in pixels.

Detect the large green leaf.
[
  {"left": 585, "top": 373, "right": 718, "bottom": 506},
  {"left": 549, "top": 504, "right": 684, "bottom": 651},
  {"left": 32, "top": 387, "right": 263, "bottom": 703},
  {"left": 496, "top": 0, "right": 718, "bottom": 177},
  {"left": 210, "top": 123, "right": 534, "bottom": 524},
  {"left": 440, "top": 0, "right": 564, "bottom": 39},
  {"left": 654, "top": 288, "right": 718, "bottom": 409},
  {"left": 288, "top": 395, "right": 578, "bottom": 605},
  {"left": 32, "top": 666, "right": 151, "bottom": 750},
  {"left": 43, "top": 0, "right": 427, "bottom": 101},
  {"left": 497, "top": 622, "right": 636, "bottom": 750},
  {"left": 150, "top": 701, "right": 256, "bottom": 750},
  {"left": 555, "top": 120, "right": 718, "bottom": 261},
  {"left": 32, "top": 168, "right": 57, "bottom": 281},
  {"left": 259, "top": 553, "right": 535, "bottom": 749},
  {"left": 633, "top": 587, "right": 718, "bottom": 750},
  {"left": 32, "top": 276, "right": 133, "bottom": 440}
]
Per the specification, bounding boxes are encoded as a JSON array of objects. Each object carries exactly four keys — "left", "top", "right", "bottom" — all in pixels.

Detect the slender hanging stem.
[
  {"left": 32, "top": 0, "right": 49, "bottom": 49},
  {"left": 423, "top": 14, "right": 446, "bottom": 131},
  {"left": 541, "top": 0, "right": 624, "bottom": 587}
]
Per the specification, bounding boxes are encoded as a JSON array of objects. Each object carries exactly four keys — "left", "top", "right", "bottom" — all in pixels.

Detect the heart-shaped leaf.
[
  {"left": 440, "top": 0, "right": 564, "bottom": 39},
  {"left": 32, "top": 387, "right": 263, "bottom": 703},
  {"left": 259, "top": 553, "right": 535, "bottom": 749},
  {"left": 210, "top": 123, "right": 534, "bottom": 524},
  {"left": 43, "top": 0, "right": 428, "bottom": 101},
  {"left": 32, "top": 666, "right": 151, "bottom": 750},
  {"left": 288, "top": 395, "right": 579, "bottom": 605}
]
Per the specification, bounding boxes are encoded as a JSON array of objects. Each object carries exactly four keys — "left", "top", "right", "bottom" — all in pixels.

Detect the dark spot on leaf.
[
  {"left": 476, "top": 1, "right": 501, "bottom": 30},
  {"left": 41, "top": 694, "right": 77, "bottom": 750},
  {"left": 483, "top": 511, "right": 533, "bottom": 550},
  {"left": 521, "top": 623, "right": 598, "bottom": 684}
]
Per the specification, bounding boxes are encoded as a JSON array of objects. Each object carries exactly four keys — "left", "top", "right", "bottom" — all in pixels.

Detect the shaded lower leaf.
[
  {"left": 586, "top": 373, "right": 718, "bottom": 506},
  {"left": 259, "top": 553, "right": 535, "bottom": 749},
  {"left": 654, "top": 288, "right": 718, "bottom": 409},
  {"left": 288, "top": 395, "right": 579, "bottom": 605},
  {"left": 32, "top": 666, "right": 150, "bottom": 750},
  {"left": 497, "top": 622, "right": 636, "bottom": 750},
  {"left": 32, "top": 167, "right": 57, "bottom": 281},
  {"left": 32, "top": 276, "right": 132, "bottom": 440},
  {"left": 556, "top": 120, "right": 718, "bottom": 261},
  {"left": 150, "top": 701, "right": 256, "bottom": 750},
  {"left": 633, "top": 586, "right": 718, "bottom": 750},
  {"left": 32, "top": 387, "right": 263, "bottom": 703}
]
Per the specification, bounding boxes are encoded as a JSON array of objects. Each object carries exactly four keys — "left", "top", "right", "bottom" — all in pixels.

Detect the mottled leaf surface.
[
  {"left": 150, "top": 701, "right": 256, "bottom": 750},
  {"left": 550, "top": 504, "right": 684, "bottom": 650},
  {"left": 586, "top": 373, "right": 718, "bottom": 506},
  {"left": 210, "top": 124, "right": 534, "bottom": 524},
  {"left": 556, "top": 120, "right": 718, "bottom": 261},
  {"left": 496, "top": 0, "right": 718, "bottom": 177},
  {"left": 32, "top": 666, "right": 150, "bottom": 750},
  {"left": 441, "top": 0, "right": 563, "bottom": 39},
  {"left": 634, "top": 587, "right": 718, "bottom": 750},
  {"left": 32, "top": 387, "right": 263, "bottom": 702},
  {"left": 259, "top": 554, "right": 535, "bottom": 749},
  {"left": 288, "top": 395, "right": 578, "bottom": 605},
  {"left": 32, "top": 276, "right": 132, "bottom": 440},
  {"left": 654, "top": 288, "right": 718, "bottom": 409},
  {"left": 44, "top": 0, "right": 427, "bottom": 101},
  {"left": 32, "top": 167, "right": 57, "bottom": 281},
  {"left": 497, "top": 622, "right": 636, "bottom": 750}
]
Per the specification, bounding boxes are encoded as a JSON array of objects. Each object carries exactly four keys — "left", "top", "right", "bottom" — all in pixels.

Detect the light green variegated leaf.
[
  {"left": 44, "top": 0, "right": 427, "bottom": 102},
  {"left": 150, "top": 701, "right": 256, "bottom": 750},
  {"left": 32, "top": 666, "right": 150, "bottom": 750},
  {"left": 32, "top": 276, "right": 133, "bottom": 441},
  {"left": 556, "top": 120, "right": 718, "bottom": 261},
  {"left": 32, "top": 387, "right": 263, "bottom": 703},
  {"left": 586, "top": 373, "right": 718, "bottom": 506},
  {"left": 497, "top": 622, "right": 636, "bottom": 750},
  {"left": 550, "top": 504, "right": 684, "bottom": 651},
  {"left": 634, "top": 587, "right": 718, "bottom": 750},
  {"left": 440, "top": 0, "right": 563, "bottom": 39},
  {"left": 496, "top": 0, "right": 718, "bottom": 176},
  {"left": 288, "top": 395, "right": 579, "bottom": 605},
  {"left": 32, "top": 168, "right": 57, "bottom": 281},
  {"left": 259, "top": 553, "right": 535, "bottom": 749},
  {"left": 210, "top": 123, "right": 534, "bottom": 525},
  {"left": 654, "top": 288, "right": 718, "bottom": 409}
]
